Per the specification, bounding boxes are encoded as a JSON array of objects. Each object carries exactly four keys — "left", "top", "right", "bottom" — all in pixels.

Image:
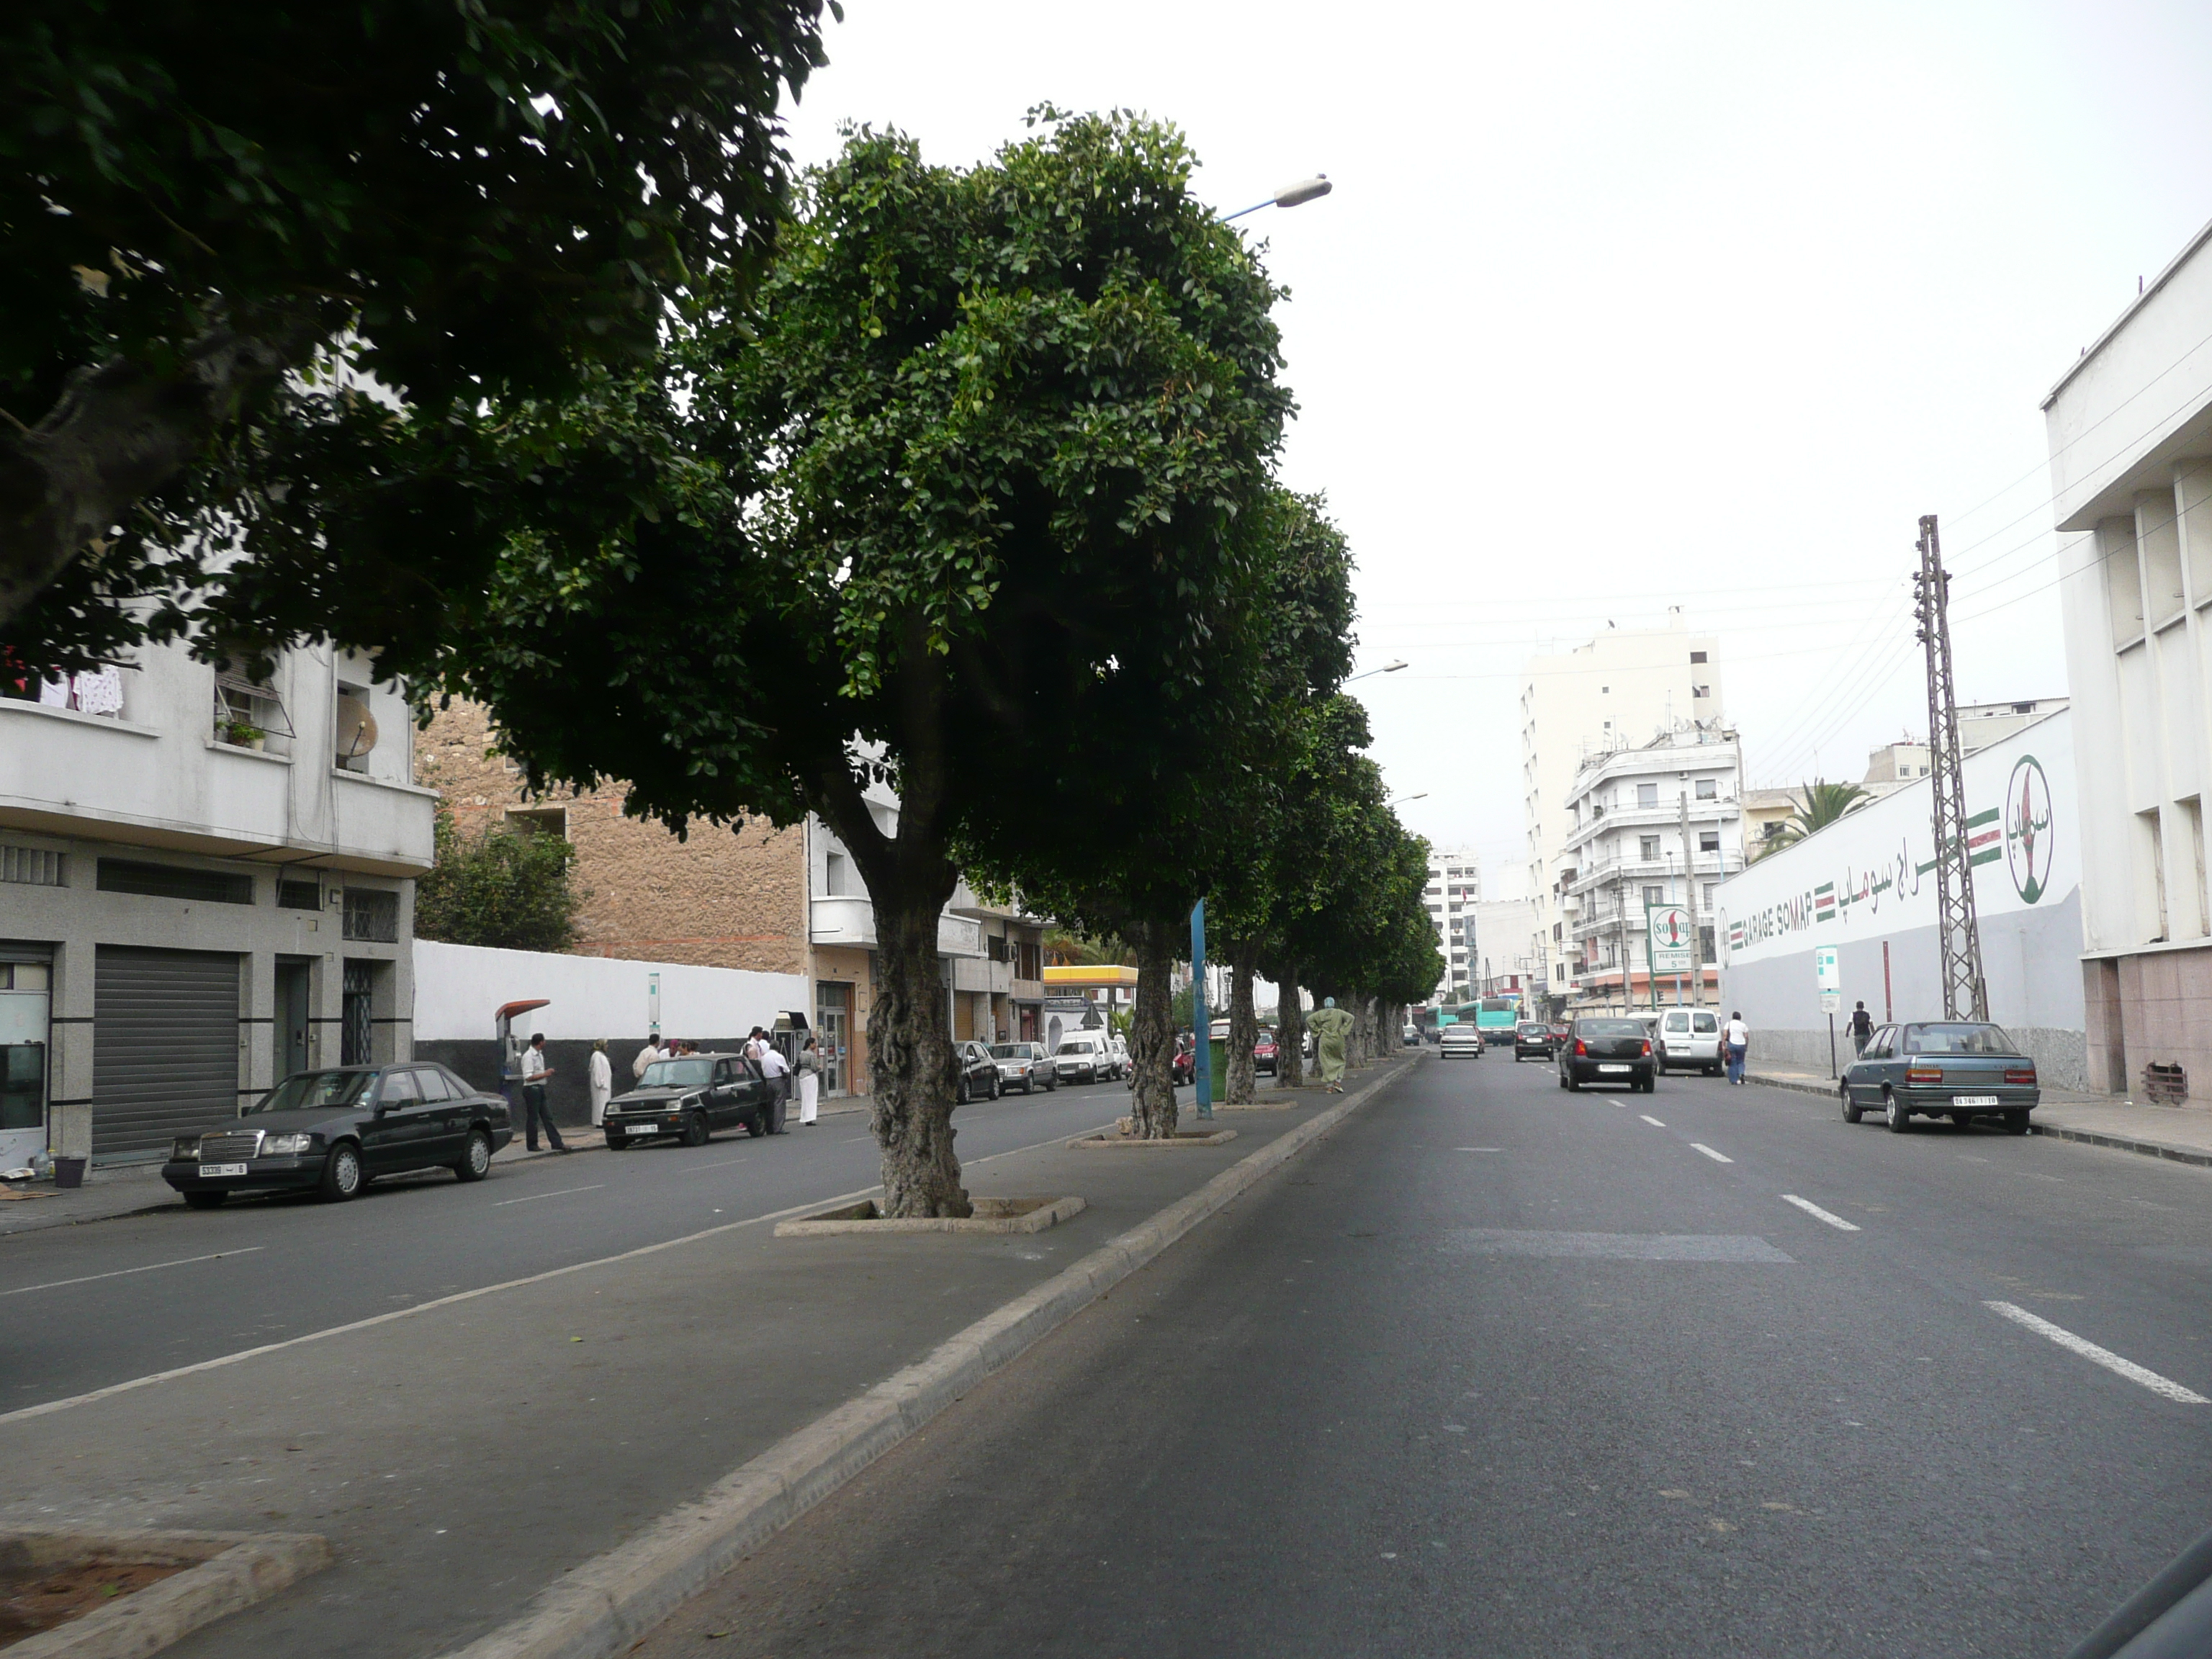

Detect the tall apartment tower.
[
  {"left": 1421, "top": 850, "right": 1481, "bottom": 1003},
  {"left": 1520, "top": 616, "right": 1725, "bottom": 1006}
]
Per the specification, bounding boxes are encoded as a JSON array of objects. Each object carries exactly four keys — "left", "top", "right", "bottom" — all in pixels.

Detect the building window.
[
  {"left": 1016, "top": 940, "right": 1041, "bottom": 980},
  {"left": 1699, "top": 830, "right": 1720, "bottom": 853},
  {"left": 97, "top": 858, "right": 253, "bottom": 905},
  {"left": 1642, "top": 885, "right": 1665, "bottom": 907},
  {"left": 825, "top": 852, "right": 849, "bottom": 896},
  {"left": 1638, "top": 835, "right": 1660, "bottom": 860},
  {"left": 987, "top": 933, "right": 1010, "bottom": 963},
  {"left": 343, "top": 887, "right": 400, "bottom": 943},
  {"left": 215, "top": 668, "right": 292, "bottom": 755},
  {"left": 1703, "top": 881, "right": 1717, "bottom": 909},
  {"left": 1692, "top": 684, "right": 1711, "bottom": 699},
  {"left": 277, "top": 878, "right": 322, "bottom": 911},
  {"left": 335, "top": 683, "right": 378, "bottom": 773},
  {"left": 1696, "top": 778, "right": 1717, "bottom": 800},
  {"left": 1690, "top": 651, "right": 1708, "bottom": 664},
  {"left": 1, "top": 845, "right": 63, "bottom": 887},
  {"left": 506, "top": 806, "right": 567, "bottom": 838}
]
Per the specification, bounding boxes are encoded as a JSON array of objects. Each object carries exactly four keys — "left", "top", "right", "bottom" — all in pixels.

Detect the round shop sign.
[{"left": 2004, "top": 755, "right": 2055, "bottom": 904}]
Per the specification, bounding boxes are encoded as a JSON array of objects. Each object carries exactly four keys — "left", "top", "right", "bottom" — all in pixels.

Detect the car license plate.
[
  {"left": 626, "top": 1122, "right": 662, "bottom": 1135},
  {"left": 1952, "top": 1094, "right": 2000, "bottom": 1107},
  {"left": 200, "top": 1162, "right": 248, "bottom": 1178},
  {"left": 1599, "top": 1064, "right": 1630, "bottom": 1074}
]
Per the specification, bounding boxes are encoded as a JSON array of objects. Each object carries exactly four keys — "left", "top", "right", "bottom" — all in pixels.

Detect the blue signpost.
[{"left": 1190, "top": 899, "right": 1213, "bottom": 1120}]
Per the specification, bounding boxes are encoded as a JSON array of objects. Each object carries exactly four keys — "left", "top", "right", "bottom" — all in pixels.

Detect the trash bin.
[{"left": 53, "top": 1156, "right": 86, "bottom": 1190}]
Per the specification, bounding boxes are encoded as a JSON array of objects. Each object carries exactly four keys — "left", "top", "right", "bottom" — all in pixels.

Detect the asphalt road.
[
  {"left": 634, "top": 1049, "right": 2212, "bottom": 1659},
  {"left": 0, "top": 1076, "right": 1139, "bottom": 1413}
]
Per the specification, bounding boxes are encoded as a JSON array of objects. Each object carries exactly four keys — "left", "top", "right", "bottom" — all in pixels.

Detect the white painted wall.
[{"left": 413, "top": 940, "right": 807, "bottom": 1044}]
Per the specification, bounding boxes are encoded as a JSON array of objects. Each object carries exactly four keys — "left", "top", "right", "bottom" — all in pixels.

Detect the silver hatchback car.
[{"left": 1655, "top": 1007, "right": 1723, "bottom": 1076}]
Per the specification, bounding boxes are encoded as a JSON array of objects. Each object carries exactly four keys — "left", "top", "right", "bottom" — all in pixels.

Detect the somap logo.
[{"left": 2005, "top": 755, "right": 2055, "bottom": 904}]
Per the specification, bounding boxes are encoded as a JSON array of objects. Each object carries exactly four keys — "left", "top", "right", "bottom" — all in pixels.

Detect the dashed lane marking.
[
  {"left": 1690, "top": 1143, "right": 1733, "bottom": 1164},
  {"left": 1780, "top": 1195, "right": 1861, "bottom": 1231},
  {"left": 1640, "top": 1115, "right": 1666, "bottom": 1128},
  {"left": 493, "top": 1184, "right": 606, "bottom": 1207},
  {"left": 1984, "top": 1301, "right": 2208, "bottom": 1405},
  {"left": 3, "top": 1248, "right": 265, "bottom": 1297}
]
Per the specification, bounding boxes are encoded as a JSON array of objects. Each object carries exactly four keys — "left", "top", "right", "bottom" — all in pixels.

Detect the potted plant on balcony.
[{"left": 222, "top": 720, "right": 266, "bottom": 751}]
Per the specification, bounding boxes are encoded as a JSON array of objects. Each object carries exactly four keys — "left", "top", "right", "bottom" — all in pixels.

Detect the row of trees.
[{"left": 6, "top": 12, "right": 1438, "bottom": 1216}]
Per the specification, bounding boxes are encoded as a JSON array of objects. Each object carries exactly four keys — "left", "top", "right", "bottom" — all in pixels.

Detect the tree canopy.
[
  {"left": 414, "top": 807, "right": 583, "bottom": 953},
  {"left": 1, "top": 0, "right": 829, "bottom": 648}
]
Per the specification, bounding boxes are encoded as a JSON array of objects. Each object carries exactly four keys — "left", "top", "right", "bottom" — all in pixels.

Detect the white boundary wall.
[
  {"left": 412, "top": 940, "right": 809, "bottom": 1046},
  {"left": 1717, "top": 711, "right": 2085, "bottom": 1084}
]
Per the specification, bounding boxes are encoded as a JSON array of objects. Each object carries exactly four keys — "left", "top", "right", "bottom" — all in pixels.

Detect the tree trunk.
[
  {"left": 1226, "top": 943, "right": 1258, "bottom": 1105},
  {"left": 1275, "top": 971, "right": 1306, "bottom": 1090},
  {"left": 1128, "top": 919, "right": 1179, "bottom": 1138},
  {"left": 866, "top": 890, "right": 972, "bottom": 1218}
]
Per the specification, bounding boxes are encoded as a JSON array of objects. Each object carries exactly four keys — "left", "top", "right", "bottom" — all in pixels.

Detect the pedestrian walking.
[
  {"left": 521, "top": 1033, "right": 569, "bottom": 1152},
  {"left": 796, "top": 1036, "right": 823, "bottom": 1125},
  {"left": 759, "top": 1039, "right": 792, "bottom": 1133},
  {"left": 632, "top": 1035, "right": 665, "bottom": 1082},
  {"left": 1724, "top": 1011, "right": 1750, "bottom": 1086},
  {"left": 1308, "top": 997, "right": 1354, "bottom": 1092},
  {"left": 588, "top": 1038, "right": 613, "bottom": 1126},
  {"left": 1848, "top": 1000, "right": 1874, "bottom": 1056}
]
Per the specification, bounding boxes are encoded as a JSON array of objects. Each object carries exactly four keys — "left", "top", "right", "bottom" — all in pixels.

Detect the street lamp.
[
  {"left": 1385, "top": 791, "right": 1427, "bottom": 806},
  {"left": 1188, "top": 171, "right": 1334, "bottom": 1125},
  {"left": 1222, "top": 174, "right": 1333, "bottom": 222},
  {"left": 1346, "top": 659, "right": 1409, "bottom": 684}
]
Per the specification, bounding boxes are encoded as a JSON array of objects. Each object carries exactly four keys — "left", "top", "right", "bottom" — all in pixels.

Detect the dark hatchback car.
[
  {"left": 954, "top": 1040, "right": 1002, "bottom": 1103},
  {"left": 1557, "top": 1017, "right": 1656, "bottom": 1093},
  {"left": 604, "top": 1053, "right": 774, "bottom": 1148},
  {"left": 1840, "top": 1020, "right": 2039, "bottom": 1133},
  {"left": 164, "top": 1064, "right": 513, "bottom": 1207},
  {"left": 1512, "top": 1021, "right": 1557, "bottom": 1061}
]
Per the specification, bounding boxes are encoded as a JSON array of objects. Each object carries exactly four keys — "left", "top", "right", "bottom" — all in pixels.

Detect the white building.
[
  {"left": 2043, "top": 214, "right": 2212, "bottom": 1095},
  {"left": 1522, "top": 616, "right": 1725, "bottom": 1004},
  {"left": 1421, "top": 848, "right": 1481, "bottom": 1002},
  {"left": 1559, "top": 724, "right": 1743, "bottom": 1010},
  {"left": 1467, "top": 898, "right": 1541, "bottom": 1001},
  {"left": 0, "top": 643, "right": 432, "bottom": 1169},
  {"left": 1718, "top": 709, "right": 2082, "bottom": 1083}
]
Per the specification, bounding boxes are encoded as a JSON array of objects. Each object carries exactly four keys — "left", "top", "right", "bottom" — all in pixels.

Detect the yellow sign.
[{"left": 1041, "top": 963, "right": 1140, "bottom": 989}]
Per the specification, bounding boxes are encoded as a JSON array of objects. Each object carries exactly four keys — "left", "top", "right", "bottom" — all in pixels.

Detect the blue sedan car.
[{"left": 1839, "top": 1021, "right": 2039, "bottom": 1134}]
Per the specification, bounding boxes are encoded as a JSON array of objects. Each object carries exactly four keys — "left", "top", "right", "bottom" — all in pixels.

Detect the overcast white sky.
[{"left": 781, "top": 0, "right": 2212, "bottom": 884}]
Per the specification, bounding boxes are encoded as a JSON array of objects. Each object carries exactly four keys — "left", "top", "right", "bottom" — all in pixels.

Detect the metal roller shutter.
[{"left": 94, "top": 946, "right": 240, "bottom": 1156}]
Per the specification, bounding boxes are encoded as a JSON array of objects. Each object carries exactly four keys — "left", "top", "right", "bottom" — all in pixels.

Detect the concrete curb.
[
  {"left": 2033, "top": 1123, "right": 2212, "bottom": 1169},
  {"left": 1746, "top": 1072, "right": 1838, "bottom": 1099},
  {"left": 774, "top": 1195, "right": 1087, "bottom": 1237},
  {"left": 441, "top": 1056, "right": 1419, "bottom": 1659},
  {"left": 1079, "top": 1127, "right": 1238, "bottom": 1148},
  {"left": 4, "top": 1529, "right": 331, "bottom": 1659}
]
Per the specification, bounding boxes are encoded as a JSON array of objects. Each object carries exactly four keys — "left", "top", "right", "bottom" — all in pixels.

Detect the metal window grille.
[
  {"left": 278, "top": 879, "right": 322, "bottom": 911},
  {"left": 341, "top": 961, "right": 374, "bottom": 1066},
  {"left": 1, "top": 845, "right": 63, "bottom": 886},
  {"left": 342, "top": 888, "right": 400, "bottom": 943},
  {"left": 97, "top": 858, "right": 253, "bottom": 904}
]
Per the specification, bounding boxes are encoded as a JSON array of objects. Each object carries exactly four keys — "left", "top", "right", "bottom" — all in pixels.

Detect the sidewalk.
[
  {"left": 1745, "top": 1061, "right": 2212, "bottom": 1169},
  {"left": 0, "top": 1056, "right": 1416, "bottom": 1659}
]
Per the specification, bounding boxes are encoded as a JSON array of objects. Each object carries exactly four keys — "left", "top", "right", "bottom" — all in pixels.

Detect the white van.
[
  {"left": 1656, "top": 1007, "right": 1723, "bottom": 1075},
  {"left": 1054, "top": 1033, "right": 1113, "bottom": 1084}
]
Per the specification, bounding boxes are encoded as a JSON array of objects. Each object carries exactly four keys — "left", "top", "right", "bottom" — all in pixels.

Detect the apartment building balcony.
[
  {"left": 1563, "top": 801, "right": 1740, "bottom": 855},
  {"left": 809, "top": 896, "right": 988, "bottom": 958}
]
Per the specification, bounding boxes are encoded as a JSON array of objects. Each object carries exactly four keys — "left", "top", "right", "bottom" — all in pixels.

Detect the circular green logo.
[{"left": 2005, "top": 755, "right": 2054, "bottom": 904}]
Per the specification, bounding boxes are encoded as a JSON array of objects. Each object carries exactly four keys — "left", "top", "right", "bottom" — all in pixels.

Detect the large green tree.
[
  {"left": 1, "top": 0, "right": 827, "bottom": 647},
  {"left": 434, "top": 112, "right": 1292, "bottom": 1212}
]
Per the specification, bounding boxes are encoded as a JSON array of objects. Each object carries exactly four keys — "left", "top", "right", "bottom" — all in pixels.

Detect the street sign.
[
  {"left": 1647, "top": 904, "right": 1694, "bottom": 973},
  {"left": 1815, "top": 946, "right": 1840, "bottom": 1013}
]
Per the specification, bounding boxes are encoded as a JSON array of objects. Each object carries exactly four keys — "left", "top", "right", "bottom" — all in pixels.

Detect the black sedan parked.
[
  {"left": 1512, "top": 1021, "right": 1558, "bottom": 1061},
  {"left": 955, "top": 1040, "right": 1002, "bottom": 1102},
  {"left": 1557, "top": 1017, "right": 1657, "bottom": 1092},
  {"left": 604, "top": 1053, "right": 775, "bottom": 1147},
  {"left": 164, "top": 1064, "right": 513, "bottom": 1207},
  {"left": 1840, "top": 1020, "right": 2039, "bottom": 1133}
]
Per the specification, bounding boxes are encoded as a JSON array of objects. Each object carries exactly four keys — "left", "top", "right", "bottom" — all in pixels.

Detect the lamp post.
[
  {"left": 1346, "top": 658, "right": 1408, "bottom": 684},
  {"left": 1186, "top": 168, "right": 1336, "bottom": 1123}
]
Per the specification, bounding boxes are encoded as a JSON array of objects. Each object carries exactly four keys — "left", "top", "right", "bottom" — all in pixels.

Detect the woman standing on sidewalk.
[
  {"left": 796, "top": 1037, "right": 823, "bottom": 1126},
  {"left": 1724, "top": 1012, "right": 1750, "bottom": 1085}
]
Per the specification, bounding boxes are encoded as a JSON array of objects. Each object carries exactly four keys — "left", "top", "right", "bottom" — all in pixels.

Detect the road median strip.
[{"left": 441, "top": 1056, "right": 1419, "bottom": 1659}]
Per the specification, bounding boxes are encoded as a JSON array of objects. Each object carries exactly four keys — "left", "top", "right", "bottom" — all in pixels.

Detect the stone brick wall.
[{"left": 417, "top": 701, "right": 806, "bottom": 975}]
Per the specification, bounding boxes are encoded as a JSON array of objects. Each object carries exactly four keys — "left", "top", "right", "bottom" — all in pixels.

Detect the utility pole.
[
  {"left": 1913, "top": 514, "right": 1989, "bottom": 1020},
  {"left": 1678, "top": 786, "right": 1703, "bottom": 1009}
]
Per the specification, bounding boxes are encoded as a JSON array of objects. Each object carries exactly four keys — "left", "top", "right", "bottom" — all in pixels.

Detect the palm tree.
[{"left": 1764, "top": 778, "right": 1870, "bottom": 853}]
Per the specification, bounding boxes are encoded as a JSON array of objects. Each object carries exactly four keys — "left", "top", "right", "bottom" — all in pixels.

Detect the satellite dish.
[{"left": 336, "top": 692, "right": 379, "bottom": 760}]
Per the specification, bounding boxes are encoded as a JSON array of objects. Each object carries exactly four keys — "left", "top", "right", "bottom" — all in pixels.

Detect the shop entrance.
[
  {"left": 0, "top": 958, "right": 50, "bottom": 1170},
  {"left": 815, "top": 981, "right": 851, "bottom": 1097}
]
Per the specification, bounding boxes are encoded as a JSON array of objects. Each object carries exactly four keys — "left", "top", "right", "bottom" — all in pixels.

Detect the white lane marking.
[
  {"left": 493, "top": 1184, "right": 606, "bottom": 1207},
  {"left": 1983, "top": 1301, "right": 2208, "bottom": 1405},
  {"left": 678, "top": 1156, "right": 752, "bottom": 1172},
  {"left": 0, "top": 1184, "right": 877, "bottom": 1427},
  {"left": 1639, "top": 1115, "right": 1666, "bottom": 1128},
  {"left": 1455, "top": 1147, "right": 1503, "bottom": 1152},
  {"left": 3, "top": 1247, "right": 265, "bottom": 1298},
  {"left": 1690, "top": 1143, "right": 1733, "bottom": 1164},
  {"left": 1781, "top": 1195, "right": 1861, "bottom": 1231}
]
